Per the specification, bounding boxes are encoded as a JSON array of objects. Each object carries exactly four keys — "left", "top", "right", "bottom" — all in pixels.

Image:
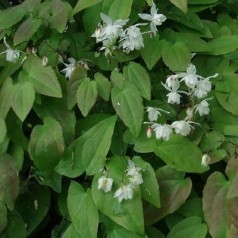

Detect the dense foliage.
[{"left": 1, "top": 0, "right": 238, "bottom": 237}]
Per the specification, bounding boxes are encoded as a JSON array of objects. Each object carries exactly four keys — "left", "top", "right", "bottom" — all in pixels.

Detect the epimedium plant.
[{"left": 1, "top": 0, "right": 238, "bottom": 237}]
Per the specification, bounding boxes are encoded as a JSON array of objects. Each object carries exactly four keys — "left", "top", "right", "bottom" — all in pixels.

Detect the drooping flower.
[
  {"left": 166, "top": 74, "right": 180, "bottom": 89},
  {"left": 152, "top": 123, "right": 173, "bottom": 141},
  {"left": 162, "top": 82, "right": 188, "bottom": 105},
  {"left": 61, "top": 57, "right": 77, "bottom": 79},
  {"left": 193, "top": 78, "right": 212, "bottom": 99},
  {"left": 119, "top": 24, "right": 144, "bottom": 53},
  {"left": 201, "top": 154, "right": 211, "bottom": 166},
  {"left": 126, "top": 160, "right": 143, "bottom": 186},
  {"left": 194, "top": 99, "right": 210, "bottom": 116},
  {"left": 1, "top": 37, "right": 20, "bottom": 63},
  {"left": 179, "top": 64, "right": 198, "bottom": 89},
  {"left": 172, "top": 120, "right": 197, "bottom": 136},
  {"left": 138, "top": 3, "right": 166, "bottom": 35},
  {"left": 98, "top": 176, "right": 113, "bottom": 193},
  {"left": 114, "top": 184, "right": 134, "bottom": 203},
  {"left": 146, "top": 106, "right": 170, "bottom": 122},
  {"left": 92, "top": 13, "right": 128, "bottom": 44}
]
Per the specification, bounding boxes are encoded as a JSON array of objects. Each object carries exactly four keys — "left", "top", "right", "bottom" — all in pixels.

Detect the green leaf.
[
  {"left": 167, "top": 216, "right": 207, "bottom": 238},
  {"left": 146, "top": 0, "right": 153, "bottom": 6},
  {"left": 216, "top": 73, "right": 238, "bottom": 115},
  {"left": 23, "top": 55, "right": 62, "bottom": 98},
  {"left": 200, "top": 131, "right": 224, "bottom": 152},
  {"left": 133, "top": 156, "right": 160, "bottom": 208},
  {"left": 209, "top": 36, "right": 238, "bottom": 55},
  {"left": 12, "top": 81, "right": 35, "bottom": 122},
  {"left": 14, "top": 18, "right": 41, "bottom": 45},
  {"left": 94, "top": 73, "right": 111, "bottom": 101},
  {"left": 62, "top": 224, "right": 82, "bottom": 238},
  {"left": 76, "top": 78, "right": 98, "bottom": 117},
  {"left": 170, "top": 0, "right": 187, "bottom": 13},
  {"left": 51, "top": 0, "right": 68, "bottom": 33},
  {"left": 162, "top": 42, "right": 191, "bottom": 72},
  {"left": 0, "top": 118, "right": 7, "bottom": 143},
  {"left": 0, "top": 154, "right": 19, "bottom": 210},
  {"left": 0, "top": 78, "right": 13, "bottom": 119},
  {"left": 188, "top": 0, "right": 220, "bottom": 4},
  {"left": 140, "top": 36, "right": 165, "bottom": 70},
  {"left": 145, "top": 166, "right": 192, "bottom": 225},
  {"left": 106, "top": 0, "right": 133, "bottom": 20},
  {"left": 55, "top": 116, "right": 116, "bottom": 177},
  {"left": 203, "top": 172, "right": 238, "bottom": 238},
  {"left": 210, "top": 106, "right": 238, "bottom": 137},
  {"left": 178, "top": 198, "right": 204, "bottom": 219},
  {"left": 155, "top": 135, "right": 208, "bottom": 173},
  {"left": 15, "top": 184, "right": 50, "bottom": 235},
  {"left": 21, "top": 0, "right": 41, "bottom": 12},
  {"left": 108, "top": 228, "right": 147, "bottom": 238},
  {"left": 92, "top": 156, "right": 145, "bottom": 235},
  {"left": 0, "top": 202, "right": 7, "bottom": 233},
  {"left": 73, "top": 0, "right": 102, "bottom": 14},
  {"left": 1, "top": 211, "right": 27, "bottom": 238},
  {"left": 67, "top": 182, "right": 99, "bottom": 238},
  {"left": 111, "top": 82, "right": 143, "bottom": 138},
  {"left": 0, "top": 5, "right": 26, "bottom": 30},
  {"left": 123, "top": 62, "right": 151, "bottom": 100},
  {"left": 29, "top": 117, "right": 65, "bottom": 172}
]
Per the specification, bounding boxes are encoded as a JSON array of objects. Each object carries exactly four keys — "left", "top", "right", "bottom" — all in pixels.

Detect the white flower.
[
  {"left": 61, "top": 57, "right": 77, "bottom": 79},
  {"left": 201, "top": 154, "right": 211, "bottom": 166},
  {"left": 98, "top": 176, "right": 113, "bottom": 192},
  {"left": 194, "top": 99, "right": 210, "bottom": 116},
  {"left": 119, "top": 24, "right": 144, "bottom": 53},
  {"left": 179, "top": 64, "right": 198, "bottom": 89},
  {"left": 152, "top": 123, "right": 173, "bottom": 141},
  {"left": 114, "top": 184, "right": 134, "bottom": 203},
  {"left": 129, "top": 173, "right": 143, "bottom": 186},
  {"left": 166, "top": 75, "right": 180, "bottom": 89},
  {"left": 172, "top": 120, "right": 196, "bottom": 136},
  {"left": 162, "top": 82, "right": 187, "bottom": 105},
  {"left": 126, "top": 160, "right": 143, "bottom": 186},
  {"left": 193, "top": 78, "right": 211, "bottom": 99},
  {"left": 92, "top": 13, "right": 128, "bottom": 43},
  {"left": 1, "top": 37, "right": 20, "bottom": 63},
  {"left": 138, "top": 3, "right": 166, "bottom": 35},
  {"left": 146, "top": 107, "right": 159, "bottom": 121},
  {"left": 126, "top": 160, "right": 141, "bottom": 177}
]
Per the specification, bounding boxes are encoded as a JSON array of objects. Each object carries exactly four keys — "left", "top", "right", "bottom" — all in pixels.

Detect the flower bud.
[
  {"left": 146, "top": 127, "right": 153, "bottom": 138},
  {"left": 42, "top": 56, "right": 48, "bottom": 66},
  {"left": 201, "top": 154, "right": 211, "bottom": 166}
]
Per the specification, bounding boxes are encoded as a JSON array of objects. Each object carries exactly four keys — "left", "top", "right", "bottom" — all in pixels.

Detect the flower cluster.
[
  {"left": 97, "top": 160, "right": 143, "bottom": 203},
  {"left": 92, "top": 3, "right": 166, "bottom": 55},
  {"left": 145, "top": 63, "right": 218, "bottom": 141}
]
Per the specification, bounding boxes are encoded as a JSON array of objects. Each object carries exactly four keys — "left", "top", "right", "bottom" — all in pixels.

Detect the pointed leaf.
[
  {"left": 55, "top": 116, "right": 117, "bottom": 177},
  {"left": 73, "top": 0, "right": 102, "bottom": 14},
  {"left": 170, "top": 0, "right": 187, "bottom": 13},
  {"left": 123, "top": 62, "right": 151, "bottom": 100},
  {"left": 51, "top": 0, "right": 68, "bottom": 33},
  {"left": 167, "top": 216, "right": 207, "bottom": 238},
  {"left": 162, "top": 42, "right": 191, "bottom": 72},
  {"left": 94, "top": 73, "right": 111, "bottom": 101},
  {"left": 14, "top": 18, "right": 41, "bottom": 45},
  {"left": 23, "top": 55, "right": 62, "bottom": 98},
  {"left": 155, "top": 135, "right": 208, "bottom": 173},
  {"left": 140, "top": 36, "right": 165, "bottom": 70},
  {"left": 0, "top": 201, "right": 7, "bottom": 233},
  {"left": 0, "top": 118, "right": 7, "bottom": 143},
  {"left": 12, "top": 81, "right": 35, "bottom": 121},
  {"left": 76, "top": 78, "right": 98, "bottom": 117},
  {"left": 68, "top": 182, "right": 99, "bottom": 238},
  {"left": 29, "top": 117, "right": 65, "bottom": 172},
  {"left": 111, "top": 82, "right": 143, "bottom": 138},
  {"left": 0, "top": 6, "right": 26, "bottom": 30}
]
